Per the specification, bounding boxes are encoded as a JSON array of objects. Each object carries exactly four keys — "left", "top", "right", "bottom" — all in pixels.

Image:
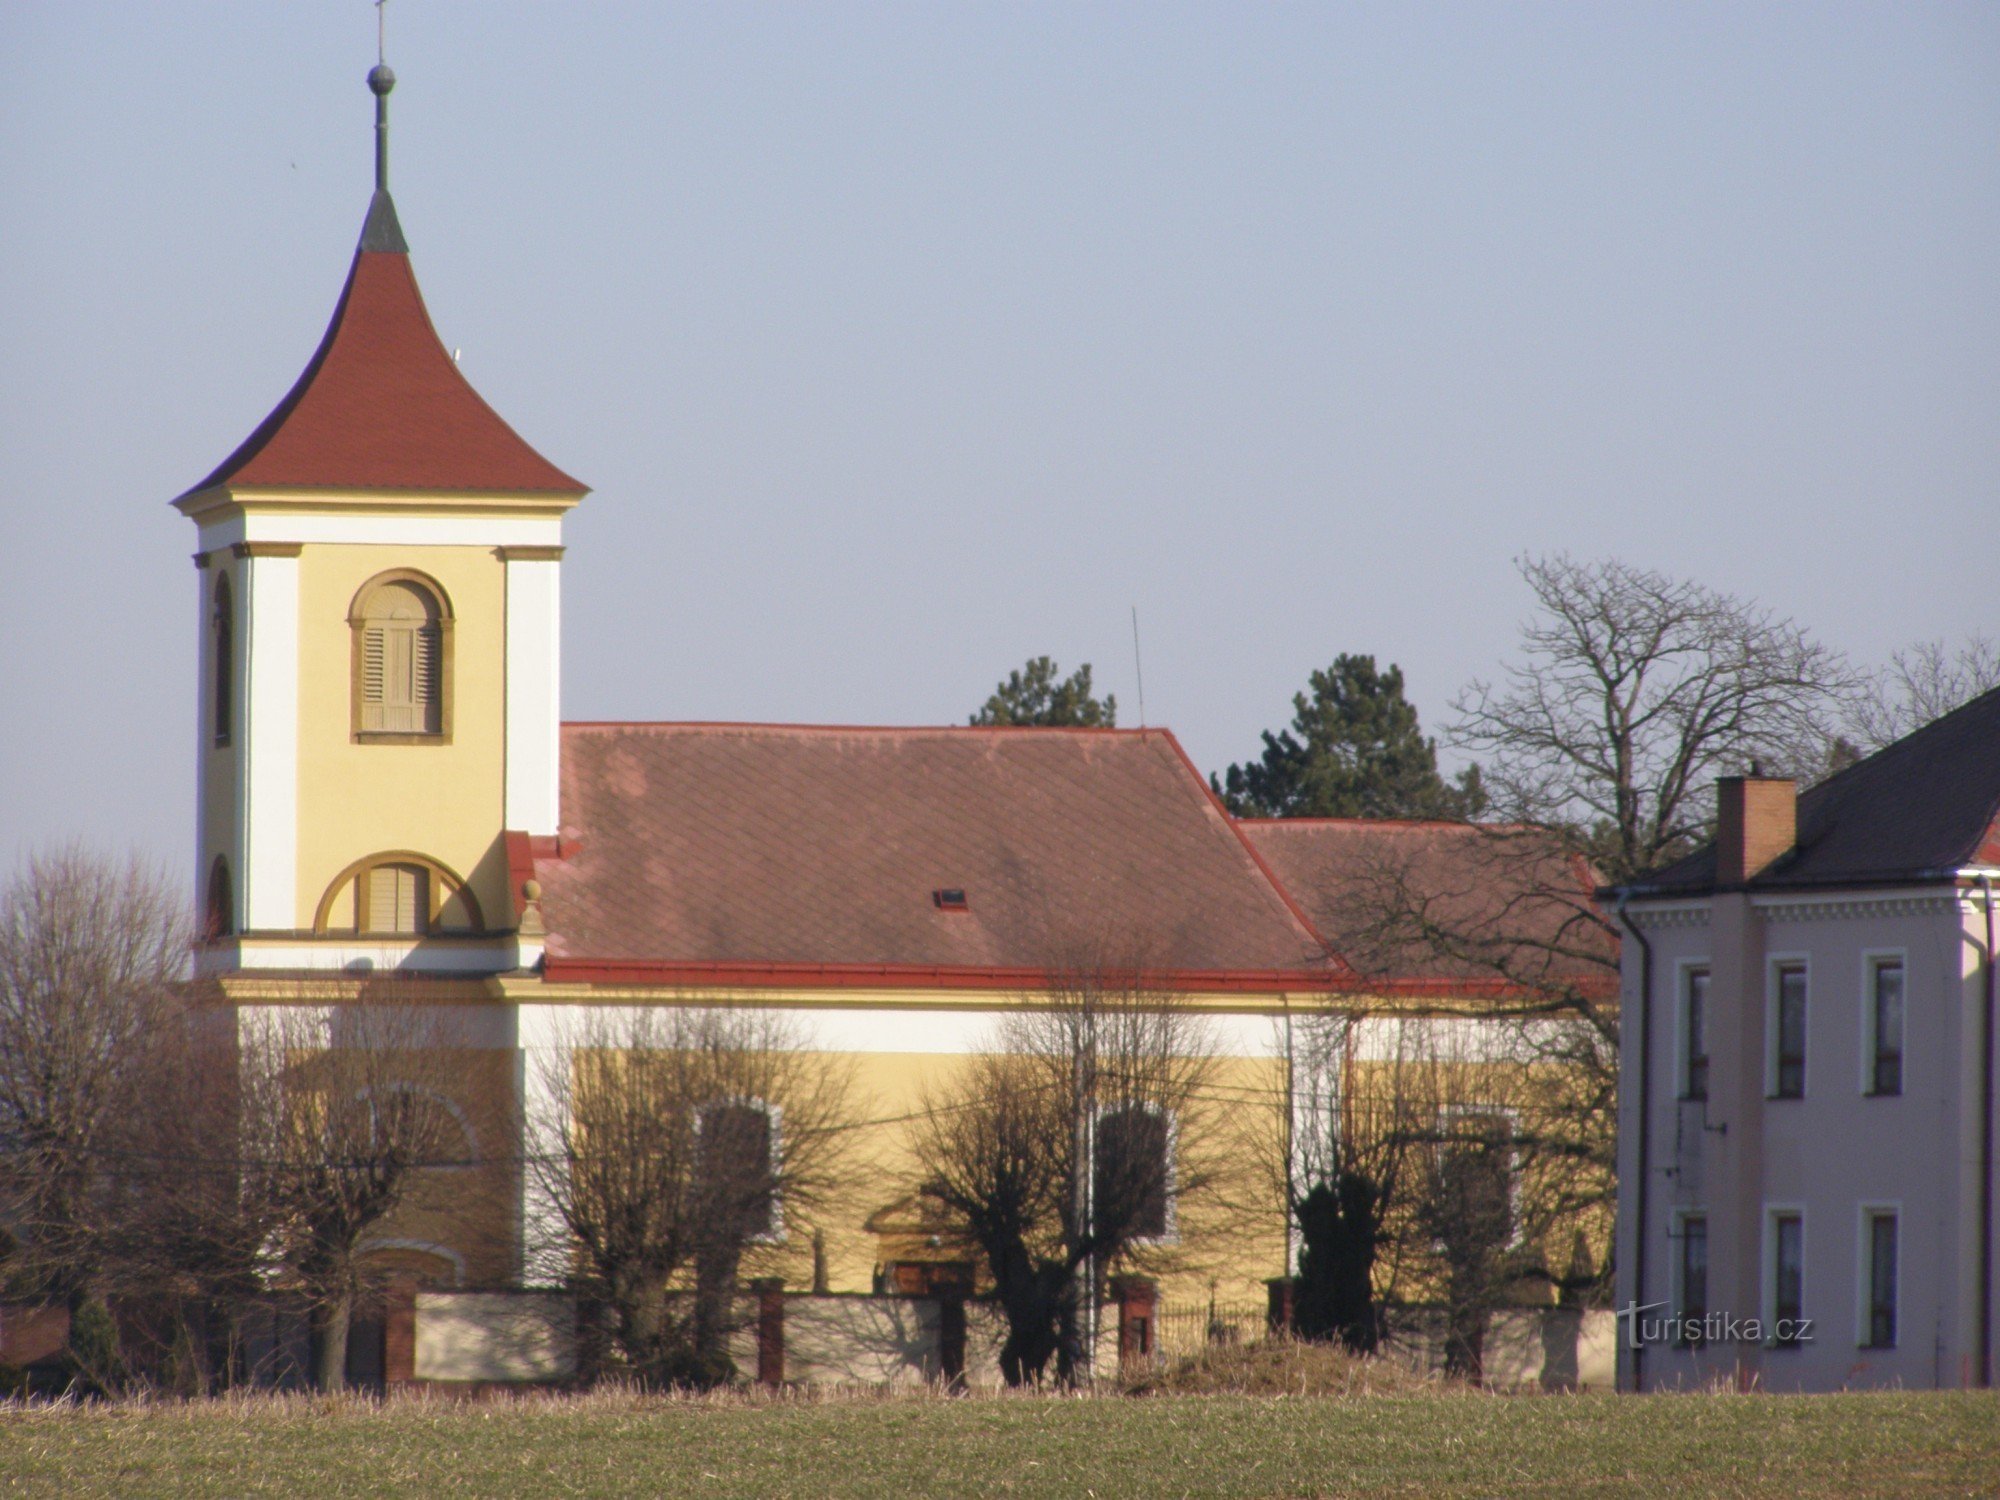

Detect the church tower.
[{"left": 175, "top": 62, "right": 586, "bottom": 976}]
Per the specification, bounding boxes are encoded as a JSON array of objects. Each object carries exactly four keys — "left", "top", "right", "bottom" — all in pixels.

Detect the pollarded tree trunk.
[{"left": 315, "top": 1293, "right": 351, "bottom": 1392}]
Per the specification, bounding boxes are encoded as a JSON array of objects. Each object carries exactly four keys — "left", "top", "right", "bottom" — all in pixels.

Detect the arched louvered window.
[
  {"left": 312, "top": 852, "right": 484, "bottom": 936},
  {"left": 350, "top": 573, "right": 451, "bottom": 740},
  {"left": 212, "top": 575, "right": 234, "bottom": 747}
]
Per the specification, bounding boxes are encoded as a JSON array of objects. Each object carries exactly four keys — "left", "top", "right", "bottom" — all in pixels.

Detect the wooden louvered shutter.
[
  {"left": 412, "top": 625, "right": 441, "bottom": 733},
  {"left": 357, "top": 579, "right": 443, "bottom": 735},
  {"left": 365, "top": 864, "right": 429, "bottom": 935},
  {"left": 362, "top": 626, "right": 388, "bottom": 730}
]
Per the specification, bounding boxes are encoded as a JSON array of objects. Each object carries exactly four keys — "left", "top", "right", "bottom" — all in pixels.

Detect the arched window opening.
[
  {"left": 695, "top": 1099, "right": 780, "bottom": 1242},
  {"left": 205, "top": 855, "right": 234, "bottom": 940},
  {"left": 1096, "top": 1103, "right": 1174, "bottom": 1243},
  {"left": 351, "top": 574, "right": 448, "bottom": 738},
  {"left": 312, "top": 853, "right": 485, "bottom": 937},
  {"left": 211, "top": 575, "right": 234, "bottom": 747}
]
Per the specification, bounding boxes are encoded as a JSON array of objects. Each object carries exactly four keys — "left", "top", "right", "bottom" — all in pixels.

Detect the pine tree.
[
  {"left": 1215, "top": 655, "right": 1484, "bottom": 819},
  {"left": 972, "top": 657, "right": 1116, "bottom": 728}
]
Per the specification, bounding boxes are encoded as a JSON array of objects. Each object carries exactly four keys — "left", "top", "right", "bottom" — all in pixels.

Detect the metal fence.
[{"left": 1150, "top": 1300, "right": 1268, "bottom": 1359}]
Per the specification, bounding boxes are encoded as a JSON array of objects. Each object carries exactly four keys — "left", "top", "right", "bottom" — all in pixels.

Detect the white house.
[{"left": 1609, "top": 690, "right": 2000, "bottom": 1391}]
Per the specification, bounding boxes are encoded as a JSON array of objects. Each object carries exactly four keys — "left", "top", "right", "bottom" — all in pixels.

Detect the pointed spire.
[{"left": 359, "top": 59, "right": 408, "bottom": 253}]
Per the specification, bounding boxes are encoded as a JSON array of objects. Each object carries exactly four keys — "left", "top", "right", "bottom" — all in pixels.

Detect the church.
[{"left": 175, "top": 62, "right": 1607, "bottom": 1374}]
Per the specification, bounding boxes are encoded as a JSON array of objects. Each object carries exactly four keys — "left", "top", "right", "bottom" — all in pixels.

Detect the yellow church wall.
[
  {"left": 559, "top": 1044, "right": 1293, "bottom": 1312},
  {"left": 291, "top": 542, "right": 513, "bottom": 934}
]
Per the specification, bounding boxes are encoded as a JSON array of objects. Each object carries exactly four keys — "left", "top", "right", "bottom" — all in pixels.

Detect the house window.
[
  {"left": 696, "top": 1100, "right": 780, "bottom": 1241},
  {"left": 1682, "top": 967, "right": 1710, "bottom": 1101},
  {"left": 1096, "top": 1103, "right": 1173, "bottom": 1242},
  {"left": 211, "top": 574, "right": 233, "bottom": 747},
  {"left": 1678, "top": 1214, "right": 1708, "bottom": 1344},
  {"left": 1864, "top": 1210, "right": 1898, "bottom": 1349},
  {"left": 351, "top": 574, "right": 448, "bottom": 738},
  {"left": 1769, "top": 1210, "right": 1804, "bottom": 1345},
  {"left": 1867, "top": 960, "right": 1903, "bottom": 1097},
  {"left": 1773, "top": 964, "right": 1808, "bottom": 1099}
]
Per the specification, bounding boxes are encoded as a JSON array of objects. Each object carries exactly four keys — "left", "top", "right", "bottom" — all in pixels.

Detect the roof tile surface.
[
  {"left": 1641, "top": 686, "right": 2000, "bottom": 893},
  {"left": 184, "top": 235, "right": 583, "bottom": 497},
  {"left": 539, "top": 725, "right": 1329, "bottom": 977}
]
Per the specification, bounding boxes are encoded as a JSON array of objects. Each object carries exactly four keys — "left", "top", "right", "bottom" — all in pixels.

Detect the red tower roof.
[{"left": 181, "top": 222, "right": 585, "bottom": 499}]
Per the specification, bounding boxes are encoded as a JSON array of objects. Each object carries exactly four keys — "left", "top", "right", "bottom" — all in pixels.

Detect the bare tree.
[
  {"left": 528, "top": 1008, "right": 856, "bottom": 1388},
  {"left": 909, "top": 957, "right": 1230, "bottom": 1387},
  {"left": 1848, "top": 635, "right": 2000, "bottom": 753},
  {"left": 1275, "top": 822, "right": 1618, "bottom": 1381},
  {"left": 1451, "top": 555, "right": 1858, "bottom": 881},
  {"left": 0, "top": 847, "right": 188, "bottom": 1328},
  {"left": 238, "top": 993, "right": 475, "bottom": 1391},
  {"left": 1282, "top": 1010, "right": 1426, "bottom": 1354}
]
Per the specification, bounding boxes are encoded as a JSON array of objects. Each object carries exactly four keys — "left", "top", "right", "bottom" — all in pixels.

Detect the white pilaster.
[
  {"left": 516, "top": 1005, "right": 573, "bottom": 1286},
  {"left": 504, "top": 552, "right": 563, "bottom": 836},
  {"left": 236, "top": 548, "right": 300, "bottom": 932}
]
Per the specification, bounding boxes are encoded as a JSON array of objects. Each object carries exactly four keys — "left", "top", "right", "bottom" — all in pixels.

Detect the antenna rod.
[
  {"left": 1131, "top": 606, "right": 1147, "bottom": 728},
  {"left": 370, "top": 1, "right": 393, "bottom": 192}
]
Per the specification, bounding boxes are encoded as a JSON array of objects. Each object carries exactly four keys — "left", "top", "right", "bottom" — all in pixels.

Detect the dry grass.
[{"left": 1121, "top": 1336, "right": 1445, "bottom": 1397}]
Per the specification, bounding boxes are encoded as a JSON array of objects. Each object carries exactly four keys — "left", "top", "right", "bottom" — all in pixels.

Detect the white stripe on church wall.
[
  {"left": 238, "top": 550, "right": 300, "bottom": 932},
  {"left": 504, "top": 554, "right": 562, "bottom": 836}
]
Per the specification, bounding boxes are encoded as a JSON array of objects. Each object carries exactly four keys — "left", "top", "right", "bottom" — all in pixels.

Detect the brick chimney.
[{"left": 1715, "top": 770, "right": 1797, "bottom": 884}]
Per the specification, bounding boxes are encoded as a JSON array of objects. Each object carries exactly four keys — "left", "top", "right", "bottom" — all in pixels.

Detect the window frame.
[
  {"left": 348, "top": 570, "right": 455, "bottom": 745},
  {"left": 1676, "top": 960, "right": 1711, "bottom": 1103},
  {"left": 1860, "top": 951, "right": 1906, "bottom": 1099},
  {"left": 1764, "top": 1204, "right": 1806, "bottom": 1348},
  {"left": 1856, "top": 1203, "right": 1899, "bottom": 1350},
  {"left": 1766, "top": 955, "right": 1810, "bottom": 1100}
]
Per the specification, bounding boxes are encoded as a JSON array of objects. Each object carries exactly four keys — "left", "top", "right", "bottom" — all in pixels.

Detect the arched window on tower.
[
  {"left": 205, "top": 855, "right": 234, "bottom": 940},
  {"left": 211, "top": 574, "right": 233, "bottom": 747},
  {"left": 313, "top": 853, "right": 483, "bottom": 937},
  {"left": 350, "top": 573, "right": 450, "bottom": 739}
]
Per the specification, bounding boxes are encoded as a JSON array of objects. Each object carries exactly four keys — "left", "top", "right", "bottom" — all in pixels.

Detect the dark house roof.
[
  {"left": 180, "top": 196, "right": 584, "bottom": 499},
  {"left": 1240, "top": 819, "right": 1615, "bottom": 996},
  {"left": 1635, "top": 686, "right": 2000, "bottom": 896},
  {"left": 534, "top": 724, "right": 1340, "bottom": 989}
]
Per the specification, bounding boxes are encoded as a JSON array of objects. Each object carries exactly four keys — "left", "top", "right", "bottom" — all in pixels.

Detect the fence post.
[
  {"left": 751, "top": 1278, "right": 785, "bottom": 1389},
  {"left": 1265, "top": 1277, "right": 1295, "bottom": 1338},
  {"left": 1109, "top": 1275, "right": 1158, "bottom": 1373}
]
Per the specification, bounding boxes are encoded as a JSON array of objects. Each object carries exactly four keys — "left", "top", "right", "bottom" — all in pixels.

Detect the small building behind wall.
[{"left": 1607, "top": 689, "right": 2000, "bottom": 1392}]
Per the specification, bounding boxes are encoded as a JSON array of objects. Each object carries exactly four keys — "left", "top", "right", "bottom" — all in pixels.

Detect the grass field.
[{"left": 3, "top": 1388, "right": 1997, "bottom": 1499}]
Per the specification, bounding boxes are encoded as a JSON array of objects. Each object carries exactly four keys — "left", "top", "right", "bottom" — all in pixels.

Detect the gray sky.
[{"left": 3, "top": 3, "right": 1996, "bottom": 888}]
